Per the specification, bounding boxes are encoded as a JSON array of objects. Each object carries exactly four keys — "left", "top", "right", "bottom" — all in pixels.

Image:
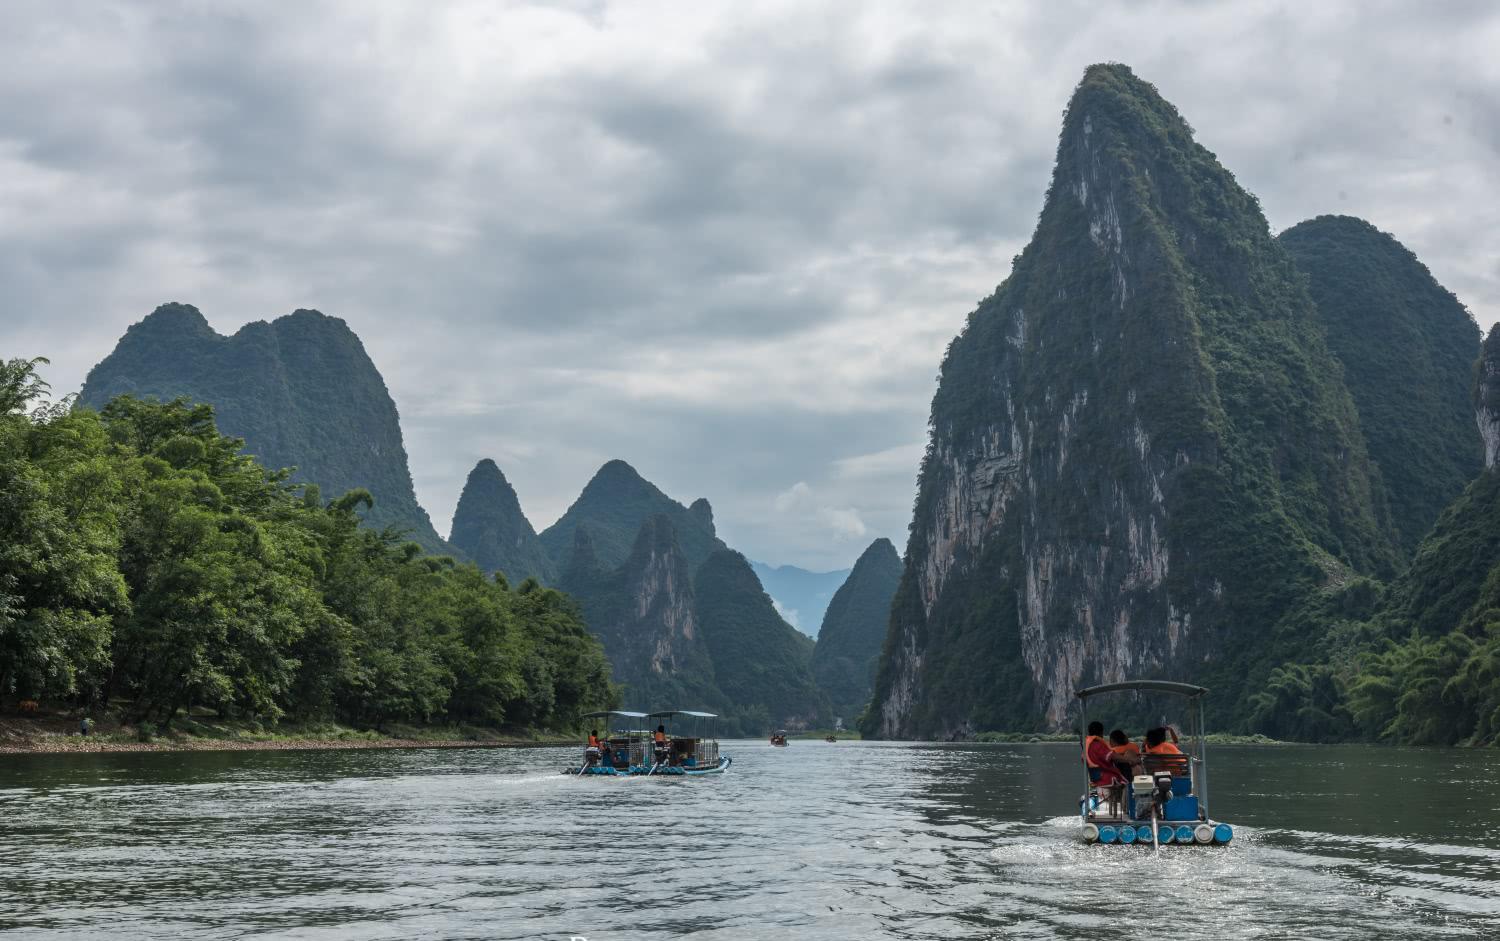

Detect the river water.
[{"left": 1, "top": 741, "right": 1496, "bottom": 939}]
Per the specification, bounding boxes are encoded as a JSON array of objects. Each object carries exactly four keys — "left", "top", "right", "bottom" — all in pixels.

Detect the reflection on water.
[{"left": 0, "top": 742, "right": 1496, "bottom": 939}]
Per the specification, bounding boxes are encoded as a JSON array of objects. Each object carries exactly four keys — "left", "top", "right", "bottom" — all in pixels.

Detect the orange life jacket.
[
  {"left": 654, "top": 731, "right": 666, "bottom": 743},
  {"left": 1146, "top": 740, "right": 1182, "bottom": 755},
  {"left": 588, "top": 734, "right": 600, "bottom": 748},
  {"left": 1111, "top": 742, "right": 1141, "bottom": 763}
]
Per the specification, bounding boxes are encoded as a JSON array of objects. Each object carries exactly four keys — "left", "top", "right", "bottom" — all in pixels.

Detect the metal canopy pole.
[{"left": 1198, "top": 696, "right": 1209, "bottom": 820}]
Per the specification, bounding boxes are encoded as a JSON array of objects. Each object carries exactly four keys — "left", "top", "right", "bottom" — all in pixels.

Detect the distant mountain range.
[{"left": 749, "top": 561, "right": 851, "bottom": 637}]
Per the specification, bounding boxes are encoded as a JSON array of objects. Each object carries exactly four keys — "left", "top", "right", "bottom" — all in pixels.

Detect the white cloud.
[
  {"left": 774, "top": 481, "right": 814, "bottom": 513},
  {"left": 2, "top": 1, "right": 1496, "bottom": 570}
]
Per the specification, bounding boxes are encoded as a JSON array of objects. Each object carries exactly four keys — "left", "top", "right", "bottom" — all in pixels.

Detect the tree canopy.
[{"left": 0, "top": 356, "right": 616, "bottom": 731}]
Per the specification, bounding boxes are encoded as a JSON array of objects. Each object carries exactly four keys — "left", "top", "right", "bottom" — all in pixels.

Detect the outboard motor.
[{"left": 1152, "top": 772, "right": 1174, "bottom": 806}]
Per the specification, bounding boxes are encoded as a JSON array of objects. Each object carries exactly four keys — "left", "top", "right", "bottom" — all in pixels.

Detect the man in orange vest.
[
  {"left": 584, "top": 730, "right": 601, "bottom": 769},
  {"left": 1144, "top": 726, "right": 1182, "bottom": 755}
]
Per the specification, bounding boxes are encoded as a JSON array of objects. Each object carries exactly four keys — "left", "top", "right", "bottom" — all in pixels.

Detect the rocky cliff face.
[
  {"left": 1280, "top": 215, "right": 1483, "bottom": 553},
  {"left": 79, "top": 304, "right": 448, "bottom": 553},
  {"left": 1477, "top": 325, "right": 1500, "bottom": 469},
  {"left": 448, "top": 459, "right": 556, "bottom": 585},
  {"left": 864, "top": 65, "right": 1397, "bottom": 738},
  {"left": 561, "top": 515, "right": 717, "bottom": 709},
  {"left": 811, "top": 538, "right": 902, "bottom": 723}
]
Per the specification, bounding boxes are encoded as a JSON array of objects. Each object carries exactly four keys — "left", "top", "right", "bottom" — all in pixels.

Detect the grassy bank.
[{"left": 0, "top": 712, "right": 574, "bottom": 755}]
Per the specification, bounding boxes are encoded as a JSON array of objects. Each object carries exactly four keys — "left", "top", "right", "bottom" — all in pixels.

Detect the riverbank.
[{"left": 0, "top": 714, "right": 569, "bottom": 755}]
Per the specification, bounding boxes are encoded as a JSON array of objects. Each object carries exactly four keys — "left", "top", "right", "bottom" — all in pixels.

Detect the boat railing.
[{"left": 693, "top": 740, "right": 719, "bottom": 767}]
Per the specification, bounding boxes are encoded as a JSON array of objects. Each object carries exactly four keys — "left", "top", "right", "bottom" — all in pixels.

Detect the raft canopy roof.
[
  {"left": 580, "top": 710, "right": 649, "bottom": 719},
  {"left": 646, "top": 710, "right": 717, "bottom": 719},
  {"left": 1075, "top": 680, "right": 1209, "bottom": 700}
]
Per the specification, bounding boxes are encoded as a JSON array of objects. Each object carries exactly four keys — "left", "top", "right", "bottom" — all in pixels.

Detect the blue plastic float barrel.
[
  {"left": 1098, "top": 825, "right": 1118, "bottom": 844},
  {"left": 1118, "top": 825, "right": 1137, "bottom": 844},
  {"left": 1175, "top": 825, "right": 1195, "bottom": 844},
  {"left": 1214, "top": 823, "right": 1234, "bottom": 844},
  {"left": 1156, "top": 825, "right": 1174, "bottom": 844}
]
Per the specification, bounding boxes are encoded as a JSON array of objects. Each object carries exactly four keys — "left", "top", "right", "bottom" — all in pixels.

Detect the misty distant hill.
[{"left": 749, "top": 561, "right": 851, "bottom": 638}]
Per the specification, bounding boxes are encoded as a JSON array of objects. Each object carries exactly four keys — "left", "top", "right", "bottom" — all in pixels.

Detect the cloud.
[
  {"left": 774, "top": 481, "right": 814, "bottom": 514},
  {"left": 2, "top": 1, "right": 1497, "bottom": 569}
]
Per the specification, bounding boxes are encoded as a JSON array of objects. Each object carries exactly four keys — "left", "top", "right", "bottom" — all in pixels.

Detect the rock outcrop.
[
  {"left": 538, "top": 460, "right": 725, "bottom": 573},
  {"left": 79, "top": 304, "right": 448, "bottom": 553},
  {"left": 561, "top": 515, "right": 718, "bottom": 709},
  {"left": 448, "top": 459, "right": 556, "bottom": 585},
  {"left": 1281, "top": 215, "right": 1483, "bottom": 553},
  {"left": 1477, "top": 325, "right": 1500, "bottom": 469},
  {"left": 811, "top": 538, "right": 902, "bottom": 724},
  {"left": 863, "top": 65, "right": 1398, "bottom": 738},
  {"left": 551, "top": 462, "right": 827, "bottom": 732}
]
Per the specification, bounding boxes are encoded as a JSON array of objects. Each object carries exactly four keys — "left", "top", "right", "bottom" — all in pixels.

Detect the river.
[{"left": 1, "top": 741, "right": 1496, "bottom": 939}]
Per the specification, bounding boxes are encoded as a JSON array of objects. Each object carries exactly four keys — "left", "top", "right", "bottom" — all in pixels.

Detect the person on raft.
[
  {"left": 584, "top": 730, "right": 601, "bottom": 768},
  {"left": 1144, "top": 725, "right": 1182, "bottom": 755},
  {"left": 1108, "top": 728, "right": 1142, "bottom": 779},
  {"left": 1083, "top": 721, "right": 1129, "bottom": 814}
]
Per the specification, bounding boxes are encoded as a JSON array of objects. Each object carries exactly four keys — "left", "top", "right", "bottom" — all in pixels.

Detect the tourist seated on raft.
[
  {"left": 1108, "top": 729, "right": 1141, "bottom": 779},
  {"left": 1144, "top": 726, "right": 1182, "bottom": 755},
  {"left": 1083, "top": 722, "right": 1129, "bottom": 788}
]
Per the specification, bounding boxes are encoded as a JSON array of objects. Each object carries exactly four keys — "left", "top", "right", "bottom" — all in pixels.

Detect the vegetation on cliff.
[
  {"left": 78, "top": 304, "right": 449, "bottom": 554},
  {"left": 811, "top": 538, "right": 902, "bottom": 724},
  {"left": 694, "top": 549, "right": 829, "bottom": 732},
  {"left": 865, "top": 63, "right": 1399, "bottom": 739},
  {"left": 539, "top": 460, "right": 725, "bottom": 573},
  {"left": 0, "top": 357, "right": 615, "bottom": 732},
  {"left": 1281, "top": 215, "right": 1482, "bottom": 555},
  {"left": 448, "top": 459, "right": 557, "bottom": 586}
]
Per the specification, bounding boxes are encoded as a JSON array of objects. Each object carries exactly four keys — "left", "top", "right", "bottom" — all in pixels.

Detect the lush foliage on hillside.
[
  {"left": 811, "top": 538, "right": 901, "bottom": 724},
  {"left": 448, "top": 459, "right": 557, "bottom": 586},
  {"left": 865, "top": 63, "right": 1399, "bottom": 739},
  {"left": 1281, "top": 215, "right": 1482, "bottom": 555},
  {"left": 538, "top": 460, "right": 724, "bottom": 573},
  {"left": 0, "top": 357, "right": 615, "bottom": 730},
  {"left": 1253, "top": 468, "right": 1500, "bottom": 746},
  {"left": 694, "top": 549, "right": 829, "bottom": 733},
  {"left": 78, "top": 304, "right": 449, "bottom": 554}
]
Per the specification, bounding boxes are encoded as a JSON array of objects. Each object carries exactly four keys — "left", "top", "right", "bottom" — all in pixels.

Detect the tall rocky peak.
[
  {"left": 1477, "top": 325, "right": 1500, "bottom": 469},
  {"left": 561, "top": 514, "right": 716, "bottom": 709},
  {"left": 538, "top": 459, "right": 726, "bottom": 573},
  {"left": 688, "top": 497, "right": 715, "bottom": 534},
  {"left": 694, "top": 549, "right": 830, "bottom": 729},
  {"left": 1280, "top": 214, "right": 1483, "bottom": 553},
  {"left": 448, "top": 459, "right": 556, "bottom": 585},
  {"left": 812, "top": 538, "right": 903, "bottom": 724},
  {"left": 80, "top": 304, "right": 448, "bottom": 553},
  {"left": 864, "top": 64, "right": 1396, "bottom": 738}
]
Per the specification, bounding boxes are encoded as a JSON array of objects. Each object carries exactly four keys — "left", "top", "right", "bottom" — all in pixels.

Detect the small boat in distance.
[
  {"left": 824, "top": 735, "right": 837, "bottom": 743},
  {"left": 565, "top": 710, "right": 731, "bottom": 776},
  {"left": 770, "top": 730, "right": 788, "bottom": 747},
  {"left": 1077, "top": 680, "right": 1235, "bottom": 847}
]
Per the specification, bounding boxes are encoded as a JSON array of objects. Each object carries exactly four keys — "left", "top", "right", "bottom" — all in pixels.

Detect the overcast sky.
[{"left": 3, "top": 1, "right": 1498, "bottom": 570}]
